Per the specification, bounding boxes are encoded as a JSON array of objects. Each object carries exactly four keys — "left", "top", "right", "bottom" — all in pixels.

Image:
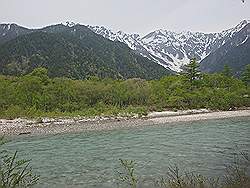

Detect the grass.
[
  {"left": 0, "top": 137, "right": 39, "bottom": 188},
  {"left": 117, "top": 151, "right": 250, "bottom": 188}
]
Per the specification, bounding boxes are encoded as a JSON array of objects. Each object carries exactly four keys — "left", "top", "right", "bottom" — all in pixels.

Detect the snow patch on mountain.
[
  {"left": 63, "top": 21, "right": 77, "bottom": 27},
  {"left": 1, "top": 24, "right": 11, "bottom": 30},
  {"left": 88, "top": 20, "right": 249, "bottom": 72},
  {"left": 239, "top": 36, "right": 249, "bottom": 46}
]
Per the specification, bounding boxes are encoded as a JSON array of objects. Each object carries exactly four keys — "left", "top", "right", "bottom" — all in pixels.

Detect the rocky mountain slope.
[
  {"left": 89, "top": 20, "right": 250, "bottom": 72},
  {"left": 200, "top": 22, "right": 250, "bottom": 74},
  {"left": 0, "top": 23, "right": 33, "bottom": 44}
]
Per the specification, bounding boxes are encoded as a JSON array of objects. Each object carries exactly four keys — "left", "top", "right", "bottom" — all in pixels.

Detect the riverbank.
[{"left": 0, "top": 109, "right": 250, "bottom": 136}]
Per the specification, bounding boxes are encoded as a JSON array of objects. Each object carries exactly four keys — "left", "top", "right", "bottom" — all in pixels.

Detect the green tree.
[
  {"left": 241, "top": 64, "right": 250, "bottom": 85},
  {"left": 28, "top": 67, "right": 49, "bottom": 84},
  {"left": 222, "top": 65, "right": 233, "bottom": 77},
  {"left": 182, "top": 58, "right": 201, "bottom": 88}
]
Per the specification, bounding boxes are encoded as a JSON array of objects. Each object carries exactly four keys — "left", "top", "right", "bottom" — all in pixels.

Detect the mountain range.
[
  {"left": 0, "top": 20, "right": 249, "bottom": 79},
  {"left": 88, "top": 20, "right": 250, "bottom": 74}
]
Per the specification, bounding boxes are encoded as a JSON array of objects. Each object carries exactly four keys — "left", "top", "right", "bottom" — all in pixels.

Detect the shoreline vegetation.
[
  {"left": 0, "top": 61, "right": 249, "bottom": 135},
  {"left": 117, "top": 150, "right": 250, "bottom": 188},
  {"left": 1, "top": 109, "right": 250, "bottom": 136}
]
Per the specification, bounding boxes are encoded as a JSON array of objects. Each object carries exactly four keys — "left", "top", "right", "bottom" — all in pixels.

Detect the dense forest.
[
  {"left": 0, "top": 24, "right": 171, "bottom": 80},
  {"left": 0, "top": 60, "right": 249, "bottom": 119}
]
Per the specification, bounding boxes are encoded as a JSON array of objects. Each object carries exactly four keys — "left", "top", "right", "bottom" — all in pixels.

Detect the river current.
[{"left": 5, "top": 117, "right": 250, "bottom": 187}]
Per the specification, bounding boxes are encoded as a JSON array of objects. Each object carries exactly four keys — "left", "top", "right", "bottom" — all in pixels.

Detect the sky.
[{"left": 1, "top": 0, "right": 250, "bottom": 35}]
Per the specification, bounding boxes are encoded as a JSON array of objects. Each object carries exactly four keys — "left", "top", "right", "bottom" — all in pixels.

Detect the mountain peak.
[
  {"left": 0, "top": 20, "right": 249, "bottom": 73},
  {"left": 88, "top": 20, "right": 249, "bottom": 72},
  {"left": 0, "top": 23, "right": 22, "bottom": 30},
  {"left": 235, "top": 19, "right": 249, "bottom": 30},
  {"left": 239, "top": 19, "right": 250, "bottom": 25},
  {"left": 63, "top": 21, "right": 77, "bottom": 27}
]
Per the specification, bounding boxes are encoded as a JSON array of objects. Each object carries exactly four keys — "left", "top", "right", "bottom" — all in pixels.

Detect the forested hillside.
[{"left": 0, "top": 24, "right": 171, "bottom": 80}]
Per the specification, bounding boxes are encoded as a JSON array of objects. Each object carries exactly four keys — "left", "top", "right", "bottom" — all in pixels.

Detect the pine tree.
[
  {"left": 182, "top": 58, "right": 201, "bottom": 87},
  {"left": 241, "top": 64, "right": 250, "bottom": 85},
  {"left": 222, "top": 65, "right": 233, "bottom": 77}
]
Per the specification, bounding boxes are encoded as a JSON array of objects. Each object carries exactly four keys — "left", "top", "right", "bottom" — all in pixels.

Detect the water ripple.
[{"left": 4, "top": 117, "right": 250, "bottom": 188}]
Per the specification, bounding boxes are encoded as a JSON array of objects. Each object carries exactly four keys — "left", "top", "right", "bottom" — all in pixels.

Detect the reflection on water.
[{"left": 4, "top": 117, "right": 250, "bottom": 188}]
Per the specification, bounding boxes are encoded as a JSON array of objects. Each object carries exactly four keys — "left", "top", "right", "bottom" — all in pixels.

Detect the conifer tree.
[
  {"left": 182, "top": 58, "right": 201, "bottom": 88},
  {"left": 241, "top": 64, "right": 250, "bottom": 85},
  {"left": 222, "top": 65, "right": 233, "bottom": 77}
]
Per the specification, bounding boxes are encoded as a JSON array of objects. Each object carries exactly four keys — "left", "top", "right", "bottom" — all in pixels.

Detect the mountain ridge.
[
  {"left": 0, "top": 20, "right": 249, "bottom": 75},
  {"left": 0, "top": 24, "right": 171, "bottom": 80},
  {"left": 88, "top": 20, "right": 249, "bottom": 72},
  {"left": 200, "top": 22, "right": 250, "bottom": 74}
]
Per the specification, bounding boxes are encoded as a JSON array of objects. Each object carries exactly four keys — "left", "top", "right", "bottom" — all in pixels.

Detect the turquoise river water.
[{"left": 4, "top": 117, "right": 250, "bottom": 187}]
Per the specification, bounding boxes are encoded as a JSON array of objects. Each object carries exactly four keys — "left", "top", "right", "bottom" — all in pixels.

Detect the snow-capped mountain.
[
  {"left": 0, "top": 20, "right": 249, "bottom": 73},
  {"left": 88, "top": 20, "right": 250, "bottom": 72},
  {"left": 200, "top": 20, "right": 250, "bottom": 74}
]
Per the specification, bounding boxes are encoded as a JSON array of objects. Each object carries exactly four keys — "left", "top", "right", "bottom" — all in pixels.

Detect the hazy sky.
[{"left": 1, "top": 0, "right": 250, "bottom": 35}]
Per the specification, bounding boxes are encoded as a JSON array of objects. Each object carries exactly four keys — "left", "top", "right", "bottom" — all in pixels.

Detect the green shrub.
[
  {"left": 0, "top": 137, "right": 39, "bottom": 187},
  {"left": 0, "top": 67, "right": 249, "bottom": 119}
]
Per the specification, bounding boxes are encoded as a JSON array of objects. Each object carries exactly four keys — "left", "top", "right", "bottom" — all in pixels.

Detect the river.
[{"left": 4, "top": 117, "right": 250, "bottom": 187}]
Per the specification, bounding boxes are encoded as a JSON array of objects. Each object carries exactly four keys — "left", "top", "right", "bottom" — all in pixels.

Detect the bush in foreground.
[
  {"left": 117, "top": 151, "right": 250, "bottom": 188},
  {"left": 0, "top": 137, "right": 39, "bottom": 188}
]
